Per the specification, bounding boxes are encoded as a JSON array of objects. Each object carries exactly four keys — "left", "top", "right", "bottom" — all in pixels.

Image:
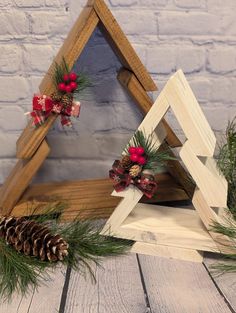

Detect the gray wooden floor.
[{"left": 0, "top": 253, "right": 235, "bottom": 313}]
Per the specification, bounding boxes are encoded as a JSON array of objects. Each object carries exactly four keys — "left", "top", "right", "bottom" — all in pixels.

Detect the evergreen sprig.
[
  {"left": 217, "top": 118, "right": 236, "bottom": 217},
  {"left": 0, "top": 205, "right": 132, "bottom": 302},
  {"left": 210, "top": 117, "right": 236, "bottom": 273},
  {"left": 125, "top": 130, "right": 175, "bottom": 172},
  {"left": 53, "top": 57, "right": 91, "bottom": 95}
]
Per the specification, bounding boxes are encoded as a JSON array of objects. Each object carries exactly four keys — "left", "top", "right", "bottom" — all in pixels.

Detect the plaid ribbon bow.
[
  {"left": 29, "top": 95, "right": 81, "bottom": 127},
  {"left": 109, "top": 160, "right": 157, "bottom": 199}
]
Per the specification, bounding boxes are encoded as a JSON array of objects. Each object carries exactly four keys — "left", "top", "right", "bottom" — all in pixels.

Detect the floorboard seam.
[
  {"left": 203, "top": 262, "right": 236, "bottom": 313},
  {"left": 136, "top": 254, "right": 152, "bottom": 313},
  {"left": 59, "top": 266, "right": 72, "bottom": 313}
]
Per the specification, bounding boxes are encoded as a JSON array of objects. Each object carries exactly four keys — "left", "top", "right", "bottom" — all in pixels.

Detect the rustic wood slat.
[
  {"left": 108, "top": 203, "right": 219, "bottom": 252},
  {"left": 16, "top": 6, "right": 99, "bottom": 160},
  {"left": 11, "top": 174, "right": 187, "bottom": 220},
  {"left": 93, "top": 0, "right": 157, "bottom": 92},
  {"left": 0, "top": 267, "right": 67, "bottom": 313},
  {"left": 139, "top": 254, "right": 233, "bottom": 313},
  {"left": 0, "top": 140, "right": 50, "bottom": 215},
  {"left": 204, "top": 255, "right": 236, "bottom": 312},
  {"left": 64, "top": 254, "right": 148, "bottom": 313}
]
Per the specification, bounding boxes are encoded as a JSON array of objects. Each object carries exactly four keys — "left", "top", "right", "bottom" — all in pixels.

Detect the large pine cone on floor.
[{"left": 0, "top": 216, "right": 69, "bottom": 262}]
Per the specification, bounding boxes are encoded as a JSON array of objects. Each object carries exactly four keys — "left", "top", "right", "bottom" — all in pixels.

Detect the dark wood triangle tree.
[{"left": 0, "top": 0, "right": 193, "bottom": 220}]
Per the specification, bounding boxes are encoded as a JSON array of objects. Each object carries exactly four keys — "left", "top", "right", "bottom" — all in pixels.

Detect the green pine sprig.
[
  {"left": 52, "top": 57, "right": 91, "bottom": 95},
  {"left": 210, "top": 117, "right": 236, "bottom": 273},
  {"left": 125, "top": 130, "right": 176, "bottom": 172},
  {"left": 0, "top": 204, "right": 132, "bottom": 302}
]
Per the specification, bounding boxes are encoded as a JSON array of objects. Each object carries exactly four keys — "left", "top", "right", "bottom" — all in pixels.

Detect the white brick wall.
[{"left": 0, "top": 0, "right": 235, "bottom": 183}]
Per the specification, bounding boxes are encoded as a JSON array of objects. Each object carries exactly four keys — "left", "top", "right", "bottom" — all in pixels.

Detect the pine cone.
[
  {"left": 129, "top": 165, "right": 142, "bottom": 178},
  {"left": 61, "top": 94, "right": 73, "bottom": 107},
  {"left": 121, "top": 155, "right": 132, "bottom": 169},
  {"left": 0, "top": 216, "right": 69, "bottom": 262},
  {"left": 51, "top": 92, "right": 62, "bottom": 103}
]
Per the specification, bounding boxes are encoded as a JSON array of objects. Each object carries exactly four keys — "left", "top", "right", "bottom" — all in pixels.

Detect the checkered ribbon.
[
  {"left": 109, "top": 160, "right": 157, "bottom": 198},
  {"left": 29, "top": 95, "right": 81, "bottom": 127}
]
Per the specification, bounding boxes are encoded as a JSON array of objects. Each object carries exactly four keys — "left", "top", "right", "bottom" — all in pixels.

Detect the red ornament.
[
  {"left": 128, "top": 147, "right": 137, "bottom": 155},
  {"left": 65, "top": 85, "right": 72, "bottom": 93},
  {"left": 130, "top": 154, "right": 139, "bottom": 162},
  {"left": 70, "top": 81, "right": 78, "bottom": 91},
  {"left": 58, "top": 83, "right": 66, "bottom": 92},
  {"left": 69, "top": 72, "right": 77, "bottom": 81},
  {"left": 136, "top": 146, "right": 145, "bottom": 155},
  {"left": 137, "top": 156, "right": 147, "bottom": 165},
  {"left": 63, "top": 74, "right": 70, "bottom": 82}
]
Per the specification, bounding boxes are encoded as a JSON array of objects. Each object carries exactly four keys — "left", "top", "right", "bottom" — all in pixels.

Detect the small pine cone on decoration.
[
  {"left": 121, "top": 155, "right": 132, "bottom": 169},
  {"left": 51, "top": 92, "right": 62, "bottom": 103},
  {"left": 61, "top": 94, "right": 73, "bottom": 107},
  {"left": 0, "top": 216, "right": 69, "bottom": 262},
  {"left": 129, "top": 164, "right": 142, "bottom": 178}
]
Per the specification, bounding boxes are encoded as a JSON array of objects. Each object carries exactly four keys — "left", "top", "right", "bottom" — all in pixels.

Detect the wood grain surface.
[
  {"left": 139, "top": 254, "right": 233, "bottom": 313},
  {"left": 64, "top": 254, "right": 148, "bottom": 313}
]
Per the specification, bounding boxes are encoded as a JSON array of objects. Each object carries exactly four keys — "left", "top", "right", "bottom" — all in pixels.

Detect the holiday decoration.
[
  {"left": 0, "top": 216, "right": 68, "bottom": 261},
  {"left": 210, "top": 117, "right": 236, "bottom": 273},
  {"left": 109, "top": 130, "right": 173, "bottom": 198},
  {"left": 102, "top": 70, "right": 235, "bottom": 263},
  {"left": 28, "top": 58, "right": 89, "bottom": 127},
  {"left": 0, "top": 204, "right": 131, "bottom": 301}
]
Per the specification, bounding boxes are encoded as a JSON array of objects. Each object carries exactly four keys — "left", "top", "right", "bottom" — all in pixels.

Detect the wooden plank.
[
  {"left": 131, "top": 242, "right": 203, "bottom": 263},
  {"left": 64, "top": 254, "right": 148, "bottom": 313},
  {"left": 117, "top": 68, "right": 182, "bottom": 148},
  {"left": 11, "top": 174, "right": 188, "bottom": 220},
  {"left": 204, "top": 255, "right": 236, "bottom": 312},
  {"left": 112, "top": 203, "right": 219, "bottom": 252},
  {"left": 0, "top": 266, "right": 66, "bottom": 313},
  {"left": 17, "top": 6, "right": 99, "bottom": 159},
  {"left": 0, "top": 140, "right": 50, "bottom": 215},
  {"left": 139, "top": 254, "right": 233, "bottom": 313},
  {"left": 93, "top": 0, "right": 157, "bottom": 92}
]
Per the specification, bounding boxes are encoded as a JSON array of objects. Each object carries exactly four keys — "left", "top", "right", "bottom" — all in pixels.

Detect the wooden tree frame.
[
  {"left": 101, "top": 70, "right": 234, "bottom": 262},
  {"left": 0, "top": 0, "right": 193, "bottom": 220}
]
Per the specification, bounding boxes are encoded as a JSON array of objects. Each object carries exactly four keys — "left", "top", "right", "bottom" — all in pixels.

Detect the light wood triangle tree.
[
  {"left": 101, "top": 70, "right": 235, "bottom": 262},
  {"left": 0, "top": 0, "right": 193, "bottom": 221}
]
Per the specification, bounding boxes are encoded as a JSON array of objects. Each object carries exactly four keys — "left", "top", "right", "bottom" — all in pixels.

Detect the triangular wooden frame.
[
  {"left": 101, "top": 70, "right": 234, "bottom": 262},
  {"left": 0, "top": 0, "right": 193, "bottom": 220}
]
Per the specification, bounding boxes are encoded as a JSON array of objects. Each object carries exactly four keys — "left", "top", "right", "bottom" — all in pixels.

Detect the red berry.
[
  {"left": 63, "top": 74, "right": 70, "bottom": 82},
  {"left": 130, "top": 154, "right": 139, "bottom": 162},
  {"left": 137, "top": 156, "right": 147, "bottom": 165},
  {"left": 70, "top": 81, "right": 78, "bottom": 91},
  {"left": 65, "top": 85, "right": 72, "bottom": 93},
  {"left": 58, "top": 83, "right": 66, "bottom": 92},
  {"left": 128, "top": 147, "right": 137, "bottom": 155},
  {"left": 136, "top": 146, "right": 145, "bottom": 155},
  {"left": 69, "top": 72, "right": 77, "bottom": 81}
]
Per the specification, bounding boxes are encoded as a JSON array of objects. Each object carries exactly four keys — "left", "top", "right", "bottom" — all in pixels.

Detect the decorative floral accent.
[{"left": 27, "top": 58, "right": 89, "bottom": 127}]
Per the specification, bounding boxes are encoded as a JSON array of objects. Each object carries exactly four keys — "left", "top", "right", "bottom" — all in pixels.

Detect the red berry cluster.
[
  {"left": 58, "top": 72, "right": 78, "bottom": 94},
  {"left": 128, "top": 146, "right": 147, "bottom": 165}
]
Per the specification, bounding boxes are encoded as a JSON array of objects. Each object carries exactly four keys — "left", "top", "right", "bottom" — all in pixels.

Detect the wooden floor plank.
[
  {"left": 138, "top": 254, "right": 232, "bottom": 313},
  {"left": 64, "top": 254, "right": 148, "bottom": 313},
  {"left": 0, "top": 267, "right": 66, "bottom": 313},
  {"left": 204, "top": 255, "right": 236, "bottom": 312}
]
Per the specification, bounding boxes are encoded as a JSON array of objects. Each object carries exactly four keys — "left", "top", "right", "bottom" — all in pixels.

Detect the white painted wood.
[
  {"left": 180, "top": 142, "right": 227, "bottom": 208},
  {"left": 101, "top": 186, "right": 143, "bottom": 234},
  {"left": 166, "top": 69, "right": 216, "bottom": 156},
  {"left": 139, "top": 254, "right": 233, "bottom": 313},
  {"left": 0, "top": 266, "right": 66, "bottom": 313},
  {"left": 204, "top": 255, "right": 236, "bottom": 312},
  {"left": 64, "top": 254, "right": 148, "bottom": 313},
  {"left": 102, "top": 69, "right": 230, "bottom": 259},
  {"left": 112, "top": 203, "right": 219, "bottom": 252},
  {"left": 131, "top": 242, "right": 203, "bottom": 263}
]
